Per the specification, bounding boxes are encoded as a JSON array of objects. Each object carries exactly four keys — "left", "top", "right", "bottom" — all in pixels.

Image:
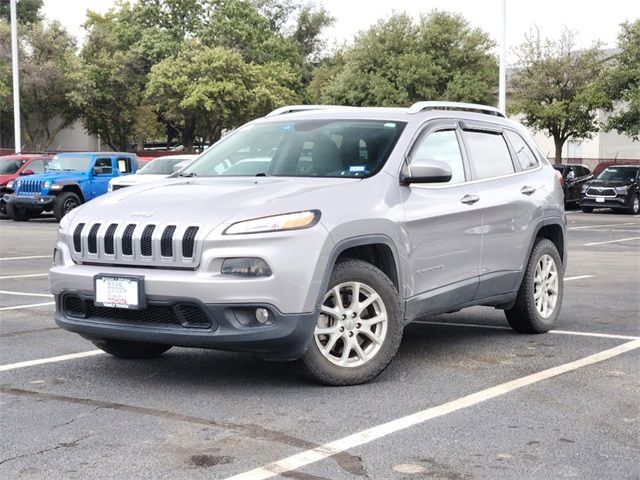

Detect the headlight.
[
  {"left": 58, "top": 213, "right": 70, "bottom": 230},
  {"left": 614, "top": 185, "right": 629, "bottom": 193},
  {"left": 15, "top": 180, "right": 21, "bottom": 188},
  {"left": 581, "top": 184, "right": 589, "bottom": 192},
  {"left": 43, "top": 180, "right": 51, "bottom": 189},
  {"left": 107, "top": 183, "right": 113, "bottom": 192},
  {"left": 223, "top": 210, "right": 320, "bottom": 235},
  {"left": 7, "top": 180, "right": 13, "bottom": 189}
]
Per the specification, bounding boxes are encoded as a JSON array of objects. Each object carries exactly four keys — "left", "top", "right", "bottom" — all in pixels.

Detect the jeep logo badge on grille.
[{"left": 129, "top": 210, "right": 154, "bottom": 218}]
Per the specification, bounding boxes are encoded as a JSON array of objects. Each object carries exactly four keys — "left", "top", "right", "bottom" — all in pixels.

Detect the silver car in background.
[
  {"left": 108, "top": 154, "right": 199, "bottom": 192},
  {"left": 50, "top": 102, "right": 566, "bottom": 385}
]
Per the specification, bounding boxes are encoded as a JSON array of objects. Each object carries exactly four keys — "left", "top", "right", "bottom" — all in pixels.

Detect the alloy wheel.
[
  {"left": 314, "top": 281, "right": 388, "bottom": 367},
  {"left": 533, "top": 254, "right": 558, "bottom": 318}
]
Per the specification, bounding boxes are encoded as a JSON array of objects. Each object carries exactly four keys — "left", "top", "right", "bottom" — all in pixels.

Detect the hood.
[
  {"left": 586, "top": 179, "right": 633, "bottom": 188},
  {"left": 72, "top": 176, "right": 358, "bottom": 229},
  {"left": 16, "top": 170, "right": 88, "bottom": 184},
  {"left": 111, "top": 174, "right": 167, "bottom": 187},
  {"left": 0, "top": 173, "right": 16, "bottom": 186}
]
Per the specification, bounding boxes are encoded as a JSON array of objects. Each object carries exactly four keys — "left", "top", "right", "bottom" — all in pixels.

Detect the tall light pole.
[
  {"left": 498, "top": 0, "right": 507, "bottom": 114},
  {"left": 10, "top": 0, "right": 22, "bottom": 153}
]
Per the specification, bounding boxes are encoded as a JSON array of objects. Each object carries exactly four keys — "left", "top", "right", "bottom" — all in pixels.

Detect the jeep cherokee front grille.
[{"left": 69, "top": 221, "right": 203, "bottom": 268}]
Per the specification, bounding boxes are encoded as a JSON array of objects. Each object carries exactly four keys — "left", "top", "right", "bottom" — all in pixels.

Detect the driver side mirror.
[
  {"left": 401, "top": 158, "right": 453, "bottom": 184},
  {"left": 20, "top": 169, "right": 35, "bottom": 176}
]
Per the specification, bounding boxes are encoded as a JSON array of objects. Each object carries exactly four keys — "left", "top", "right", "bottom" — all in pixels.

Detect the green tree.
[
  {"left": 317, "top": 11, "right": 497, "bottom": 107},
  {"left": 145, "top": 44, "right": 299, "bottom": 148},
  {"left": 510, "top": 28, "right": 608, "bottom": 163},
  {"left": 602, "top": 20, "right": 640, "bottom": 140},
  {"left": 19, "top": 21, "right": 80, "bottom": 150},
  {"left": 0, "top": 19, "right": 79, "bottom": 150},
  {"left": 0, "top": 0, "right": 43, "bottom": 24}
]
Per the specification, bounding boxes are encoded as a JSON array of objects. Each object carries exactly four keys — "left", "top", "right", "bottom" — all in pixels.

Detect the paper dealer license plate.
[{"left": 94, "top": 275, "right": 145, "bottom": 309}]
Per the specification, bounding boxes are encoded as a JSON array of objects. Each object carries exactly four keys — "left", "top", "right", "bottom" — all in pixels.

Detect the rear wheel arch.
[{"left": 535, "top": 222, "right": 565, "bottom": 263}]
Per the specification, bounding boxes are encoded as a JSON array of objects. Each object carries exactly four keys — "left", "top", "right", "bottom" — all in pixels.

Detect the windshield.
[
  {"left": 138, "top": 157, "right": 190, "bottom": 175},
  {"left": 181, "top": 120, "right": 406, "bottom": 178},
  {"left": 48, "top": 155, "right": 92, "bottom": 172},
  {"left": 597, "top": 167, "right": 639, "bottom": 182},
  {"left": 0, "top": 159, "right": 25, "bottom": 174}
]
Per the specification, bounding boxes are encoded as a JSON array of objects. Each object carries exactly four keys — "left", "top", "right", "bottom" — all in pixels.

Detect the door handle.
[
  {"left": 461, "top": 194, "right": 479, "bottom": 205},
  {"left": 521, "top": 186, "right": 536, "bottom": 195}
]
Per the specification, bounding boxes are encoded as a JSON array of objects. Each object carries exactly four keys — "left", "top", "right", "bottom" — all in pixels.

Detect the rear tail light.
[{"left": 555, "top": 170, "right": 564, "bottom": 186}]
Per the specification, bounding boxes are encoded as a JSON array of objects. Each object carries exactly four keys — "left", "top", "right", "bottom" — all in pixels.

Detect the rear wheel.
[
  {"left": 505, "top": 239, "right": 563, "bottom": 333},
  {"left": 53, "top": 192, "right": 81, "bottom": 221},
  {"left": 581, "top": 206, "right": 593, "bottom": 213},
  {"left": 6, "top": 203, "right": 31, "bottom": 221},
  {"left": 299, "top": 259, "right": 403, "bottom": 386},
  {"left": 92, "top": 339, "right": 171, "bottom": 359}
]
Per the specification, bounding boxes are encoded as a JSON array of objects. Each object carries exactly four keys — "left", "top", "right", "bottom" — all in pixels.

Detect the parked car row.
[{"left": 0, "top": 153, "right": 198, "bottom": 221}]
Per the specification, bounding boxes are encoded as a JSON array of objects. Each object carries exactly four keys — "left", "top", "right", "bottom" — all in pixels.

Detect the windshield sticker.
[{"left": 349, "top": 165, "right": 366, "bottom": 172}]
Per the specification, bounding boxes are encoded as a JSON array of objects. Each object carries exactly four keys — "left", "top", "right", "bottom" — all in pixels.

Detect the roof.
[
  {"left": 0, "top": 154, "right": 51, "bottom": 161},
  {"left": 54, "top": 152, "right": 136, "bottom": 156}
]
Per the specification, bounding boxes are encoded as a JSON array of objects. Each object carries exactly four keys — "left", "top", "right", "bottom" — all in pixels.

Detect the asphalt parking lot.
[{"left": 1, "top": 210, "right": 638, "bottom": 480}]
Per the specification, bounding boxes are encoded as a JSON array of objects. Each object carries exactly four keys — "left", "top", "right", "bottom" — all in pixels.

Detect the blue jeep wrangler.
[{"left": 4, "top": 152, "right": 137, "bottom": 221}]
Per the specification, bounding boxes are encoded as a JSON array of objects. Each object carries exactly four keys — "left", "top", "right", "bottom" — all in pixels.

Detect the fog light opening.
[{"left": 255, "top": 308, "right": 270, "bottom": 324}]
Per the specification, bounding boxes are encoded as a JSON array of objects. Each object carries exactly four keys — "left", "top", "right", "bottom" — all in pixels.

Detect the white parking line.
[
  {"left": 0, "top": 301, "right": 55, "bottom": 311},
  {"left": 584, "top": 236, "right": 640, "bottom": 246},
  {"left": 0, "top": 273, "right": 48, "bottom": 280},
  {"left": 224, "top": 339, "right": 640, "bottom": 480},
  {"left": 569, "top": 222, "right": 636, "bottom": 230},
  {"left": 0, "top": 350, "right": 104, "bottom": 372},
  {"left": 564, "top": 275, "right": 593, "bottom": 281},
  {"left": 0, "top": 255, "right": 50, "bottom": 261},
  {"left": 415, "top": 320, "right": 640, "bottom": 340},
  {"left": 0, "top": 290, "right": 53, "bottom": 298}
]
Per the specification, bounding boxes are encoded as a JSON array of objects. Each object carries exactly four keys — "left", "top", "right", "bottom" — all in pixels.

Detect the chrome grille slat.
[{"left": 69, "top": 221, "right": 202, "bottom": 267}]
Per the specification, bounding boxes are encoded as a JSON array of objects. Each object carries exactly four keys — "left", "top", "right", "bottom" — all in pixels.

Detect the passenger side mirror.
[
  {"left": 402, "top": 158, "right": 452, "bottom": 184},
  {"left": 20, "top": 169, "right": 35, "bottom": 176}
]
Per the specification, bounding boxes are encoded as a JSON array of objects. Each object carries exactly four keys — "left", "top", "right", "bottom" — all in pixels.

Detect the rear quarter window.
[
  {"left": 463, "top": 131, "right": 515, "bottom": 179},
  {"left": 504, "top": 130, "right": 539, "bottom": 171}
]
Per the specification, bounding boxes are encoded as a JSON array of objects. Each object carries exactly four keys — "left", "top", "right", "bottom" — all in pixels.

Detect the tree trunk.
[
  {"left": 182, "top": 117, "right": 196, "bottom": 151},
  {"left": 553, "top": 135, "right": 564, "bottom": 164}
]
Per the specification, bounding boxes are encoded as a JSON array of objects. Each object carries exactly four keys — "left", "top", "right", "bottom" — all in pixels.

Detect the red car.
[{"left": 0, "top": 154, "right": 52, "bottom": 219}]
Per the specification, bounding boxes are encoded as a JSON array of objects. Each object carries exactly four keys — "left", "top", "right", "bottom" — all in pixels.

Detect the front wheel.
[
  {"left": 299, "top": 259, "right": 403, "bottom": 386},
  {"left": 6, "top": 203, "right": 31, "bottom": 221},
  {"left": 627, "top": 194, "right": 639, "bottom": 215},
  {"left": 0, "top": 198, "right": 8, "bottom": 219},
  {"left": 92, "top": 339, "right": 171, "bottom": 359},
  {"left": 53, "top": 192, "right": 81, "bottom": 221},
  {"left": 505, "top": 238, "right": 563, "bottom": 333}
]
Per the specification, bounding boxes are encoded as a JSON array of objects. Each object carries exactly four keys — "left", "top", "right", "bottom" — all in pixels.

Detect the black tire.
[
  {"left": 6, "top": 202, "right": 31, "bottom": 221},
  {"left": 53, "top": 192, "right": 81, "bottom": 221},
  {"left": 505, "top": 238, "right": 563, "bottom": 333},
  {"left": 627, "top": 194, "right": 639, "bottom": 215},
  {"left": 581, "top": 206, "right": 593, "bottom": 213},
  {"left": 299, "top": 259, "right": 403, "bottom": 386},
  {"left": 0, "top": 198, "right": 8, "bottom": 219},
  {"left": 92, "top": 339, "right": 171, "bottom": 359}
]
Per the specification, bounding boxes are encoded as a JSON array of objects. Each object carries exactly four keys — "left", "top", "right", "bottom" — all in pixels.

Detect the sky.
[{"left": 42, "top": 0, "right": 640, "bottom": 63}]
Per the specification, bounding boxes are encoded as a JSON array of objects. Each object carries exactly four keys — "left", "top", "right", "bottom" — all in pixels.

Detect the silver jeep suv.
[{"left": 50, "top": 102, "right": 566, "bottom": 385}]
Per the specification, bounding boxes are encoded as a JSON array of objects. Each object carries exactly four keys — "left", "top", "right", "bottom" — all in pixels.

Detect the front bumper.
[
  {"left": 580, "top": 194, "right": 630, "bottom": 210},
  {"left": 4, "top": 193, "right": 54, "bottom": 208},
  {"left": 54, "top": 292, "right": 318, "bottom": 360}
]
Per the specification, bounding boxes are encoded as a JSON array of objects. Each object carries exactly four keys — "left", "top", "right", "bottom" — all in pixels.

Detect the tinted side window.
[
  {"left": 29, "top": 160, "right": 45, "bottom": 173},
  {"left": 464, "top": 131, "right": 514, "bottom": 179},
  {"left": 505, "top": 130, "right": 539, "bottom": 171},
  {"left": 411, "top": 130, "right": 465, "bottom": 184},
  {"left": 95, "top": 158, "right": 113, "bottom": 174}
]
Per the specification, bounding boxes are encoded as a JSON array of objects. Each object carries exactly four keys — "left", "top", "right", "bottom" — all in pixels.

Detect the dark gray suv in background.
[{"left": 51, "top": 102, "right": 566, "bottom": 385}]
